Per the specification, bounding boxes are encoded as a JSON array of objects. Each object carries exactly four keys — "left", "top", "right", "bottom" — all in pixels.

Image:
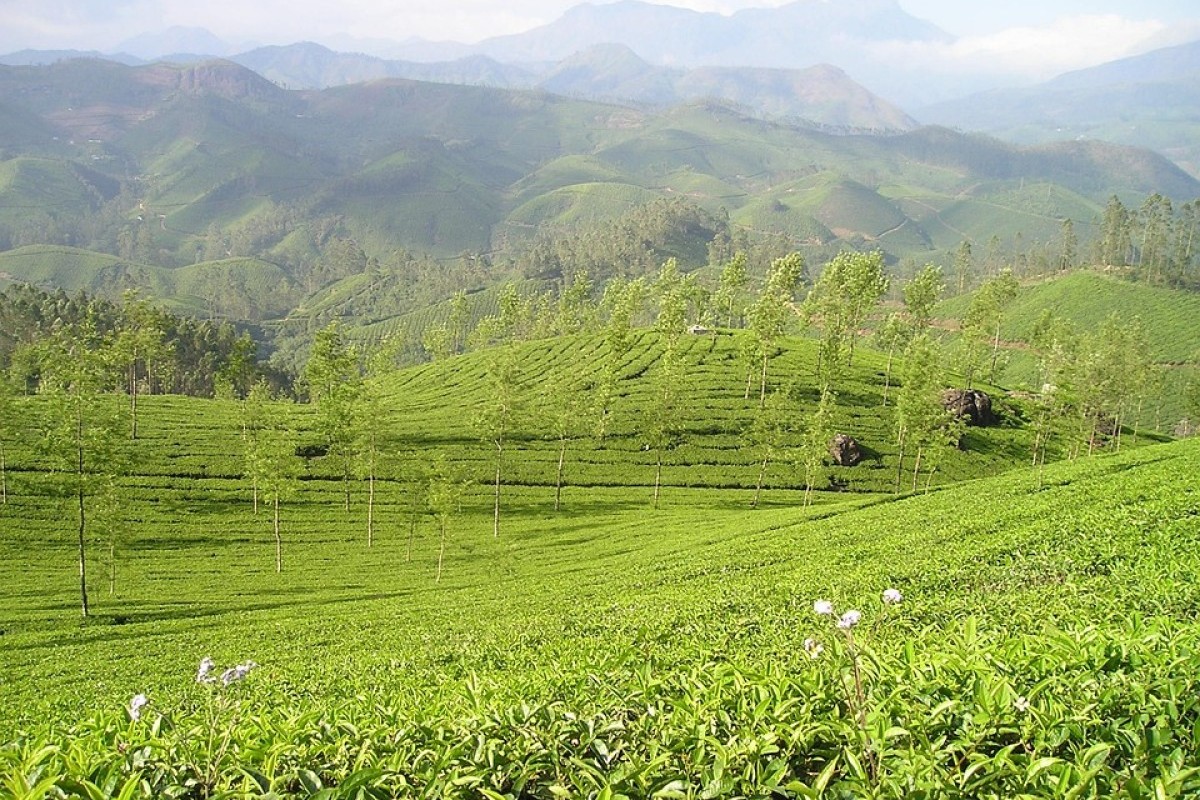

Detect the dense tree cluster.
[
  {"left": 1095, "top": 194, "right": 1200, "bottom": 288},
  {"left": 0, "top": 285, "right": 282, "bottom": 398}
]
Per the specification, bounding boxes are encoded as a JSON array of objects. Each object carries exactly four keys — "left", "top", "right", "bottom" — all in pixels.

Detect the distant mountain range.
[
  {"left": 918, "top": 40, "right": 1200, "bottom": 177},
  {"left": 0, "top": 56, "right": 1193, "bottom": 266},
  {"left": 229, "top": 41, "right": 916, "bottom": 132},
  {"left": 3, "top": 0, "right": 1197, "bottom": 179}
]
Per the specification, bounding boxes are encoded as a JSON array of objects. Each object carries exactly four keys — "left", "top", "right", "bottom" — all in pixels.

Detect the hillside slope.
[
  {"left": 0, "top": 59, "right": 1194, "bottom": 278},
  {"left": 2, "top": 394, "right": 1199, "bottom": 792}
]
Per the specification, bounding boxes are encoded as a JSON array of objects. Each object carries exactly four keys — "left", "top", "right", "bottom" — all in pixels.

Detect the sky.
[{"left": 2, "top": 0, "right": 1198, "bottom": 81}]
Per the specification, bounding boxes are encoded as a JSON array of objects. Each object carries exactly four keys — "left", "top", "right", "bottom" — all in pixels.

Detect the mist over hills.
[
  {"left": 918, "top": 40, "right": 1200, "bottom": 177},
  {"left": 5, "top": 0, "right": 1196, "bottom": 178}
]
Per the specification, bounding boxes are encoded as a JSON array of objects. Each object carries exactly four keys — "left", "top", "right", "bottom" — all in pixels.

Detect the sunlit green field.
[{"left": 3, "top": 334, "right": 1199, "bottom": 797}]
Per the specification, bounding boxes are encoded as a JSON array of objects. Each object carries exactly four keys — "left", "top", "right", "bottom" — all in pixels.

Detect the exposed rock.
[
  {"left": 942, "top": 389, "right": 994, "bottom": 426},
  {"left": 828, "top": 433, "right": 862, "bottom": 467},
  {"left": 295, "top": 443, "right": 329, "bottom": 459}
]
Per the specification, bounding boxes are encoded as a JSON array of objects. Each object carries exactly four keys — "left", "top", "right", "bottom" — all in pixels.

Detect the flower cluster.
[
  {"left": 196, "top": 657, "right": 258, "bottom": 686},
  {"left": 128, "top": 693, "right": 148, "bottom": 721},
  {"left": 805, "top": 589, "right": 903, "bottom": 656}
]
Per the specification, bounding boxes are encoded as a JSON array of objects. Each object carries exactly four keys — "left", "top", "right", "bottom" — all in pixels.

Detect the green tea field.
[{"left": 3, "top": 331, "right": 1199, "bottom": 797}]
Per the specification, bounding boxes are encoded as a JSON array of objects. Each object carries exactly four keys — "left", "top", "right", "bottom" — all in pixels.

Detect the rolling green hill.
[
  {"left": 2, "top": 337, "right": 1199, "bottom": 793},
  {"left": 933, "top": 270, "right": 1200, "bottom": 432},
  {"left": 0, "top": 59, "right": 1195, "bottom": 281},
  {"left": 0, "top": 245, "right": 299, "bottom": 319}
]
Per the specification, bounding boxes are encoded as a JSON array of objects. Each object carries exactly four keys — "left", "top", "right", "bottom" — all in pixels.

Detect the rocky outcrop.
[
  {"left": 828, "top": 433, "right": 862, "bottom": 466},
  {"left": 942, "top": 389, "right": 994, "bottom": 426}
]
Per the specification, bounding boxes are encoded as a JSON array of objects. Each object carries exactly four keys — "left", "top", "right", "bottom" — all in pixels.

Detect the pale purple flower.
[
  {"left": 196, "top": 657, "right": 216, "bottom": 683},
  {"left": 803, "top": 638, "right": 824, "bottom": 659},
  {"left": 813, "top": 599, "right": 834, "bottom": 616},
  {"left": 882, "top": 588, "right": 903, "bottom": 605},
  {"left": 837, "top": 610, "right": 862, "bottom": 629},
  {"left": 220, "top": 660, "right": 258, "bottom": 686},
  {"left": 128, "top": 693, "right": 148, "bottom": 721}
]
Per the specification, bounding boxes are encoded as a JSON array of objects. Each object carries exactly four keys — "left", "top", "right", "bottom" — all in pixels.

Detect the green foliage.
[
  {"left": 799, "top": 387, "right": 836, "bottom": 505},
  {"left": 746, "top": 252, "right": 805, "bottom": 402},
  {"left": 303, "top": 322, "right": 363, "bottom": 510},
  {"left": 894, "top": 334, "right": 953, "bottom": 493},
  {"left": 902, "top": 263, "right": 944, "bottom": 335},
  {"left": 28, "top": 314, "right": 130, "bottom": 617},
  {"left": 959, "top": 269, "right": 1019, "bottom": 388},
  {"left": 804, "top": 250, "right": 887, "bottom": 390},
  {"left": 0, "top": 284, "right": 275, "bottom": 398},
  {"left": 3, "top": 394, "right": 1200, "bottom": 794}
]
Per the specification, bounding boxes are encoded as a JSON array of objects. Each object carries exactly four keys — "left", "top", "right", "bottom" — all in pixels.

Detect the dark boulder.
[
  {"left": 942, "top": 389, "right": 994, "bottom": 426},
  {"left": 295, "top": 443, "right": 329, "bottom": 459},
  {"left": 828, "top": 433, "right": 863, "bottom": 467}
]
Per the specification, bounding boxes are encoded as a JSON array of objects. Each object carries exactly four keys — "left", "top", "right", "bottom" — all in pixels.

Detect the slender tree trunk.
[
  {"left": 252, "top": 478, "right": 259, "bottom": 515},
  {"left": 76, "top": 409, "right": 89, "bottom": 618},
  {"left": 343, "top": 460, "right": 351, "bottom": 512},
  {"left": 493, "top": 441, "right": 503, "bottom": 537},
  {"left": 554, "top": 435, "right": 567, "bottom": 511},
  {"left": 273, "top": 495, "right": 282, "bottom": 573},
  {"left": 367, "top": 471, "right": 375, "bottom": 547},
  {"left": 129, "top": 362, "right": 138, "bottom": 440},
  {"left": 752, "top": 452, "right": 768, "bottom": 509},
  {"left": 881, "top": 346, "right": 894, "bottom": 406},
  {"left": 653, "top": 451, "right": 663, "bottom": 510},
  {"left": 803, "top": 475, "right": 812, "bottom": 507},
  {"left": 1, "top": 438, "right": 6, "bottom": 504},
  {"left": 894, "top": 438, "right": 905, "bottom": 495},
  {"left": 436, "top": 518, "right": 446, "bottom": 582},
  {"left": 744, "top": 367, "right": 753, "bottom": 400},
  {"left": 911, "top": 446, "right": 924, "bottom": 492},
  {"left": 990, "top": 321, "right": 1002, "bottom": 384},
  {"left": 759, "top": 352, "right": 768, "bottom": 407},
  {"left": 109, "top": 541, "right": 115, "bottom": 595}
]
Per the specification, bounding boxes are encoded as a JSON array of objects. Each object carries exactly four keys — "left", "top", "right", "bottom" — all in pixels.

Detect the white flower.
[
  {"left": 220, "top": 660, "right": 258, "bottom": 686},
  {"left": 803, "top": 638, "right": 824, "bottom": 659},
  {"left": 128, "top": 693, "right": 148, "bottom": 721},
  {"left": 196, "top": 657, "right": 216, "bottom": 683},
  {"left": 1014, "top": 695, "right": 1030, "bottom": 713},
  {"left": 813, "top": 599, "right": 834, "bottom": 616},
  {"left": 837, "top": 610, "right": 862, "bottom": 629},
  {"left": 882, "top": 588, "right": 903, "bottom": 605}
]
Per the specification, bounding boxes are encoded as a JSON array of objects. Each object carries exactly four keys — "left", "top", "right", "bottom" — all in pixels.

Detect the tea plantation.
[{"left": 2, "top": 332, "right": 1198, "bottom": 798}]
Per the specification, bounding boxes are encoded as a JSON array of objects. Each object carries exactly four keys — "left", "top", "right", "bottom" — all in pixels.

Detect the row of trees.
[
  {"left": 2, "top": 237, "right": 1182, "bottom": 613},
  {"left": 1095, "top": 194, "right": 1200, "bottom": 288}
]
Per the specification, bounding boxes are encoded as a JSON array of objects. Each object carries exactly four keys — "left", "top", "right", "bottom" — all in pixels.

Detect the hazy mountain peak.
[{"left": 118, "top": 26, "right": 235, "bottom": 60}]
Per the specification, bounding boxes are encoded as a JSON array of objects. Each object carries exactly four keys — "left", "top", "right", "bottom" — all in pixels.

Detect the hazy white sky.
[{"left": 2, "top": 0, "right": 1198, "bottom": 80}]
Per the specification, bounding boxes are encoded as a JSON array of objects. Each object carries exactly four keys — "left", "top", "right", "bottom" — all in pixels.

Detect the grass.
[
  {"left": 1, "top": 331, "right": 1197, "bottom": 796},
  {"left": 2, "top": 404, "right": 1199, "bottom": 794}
]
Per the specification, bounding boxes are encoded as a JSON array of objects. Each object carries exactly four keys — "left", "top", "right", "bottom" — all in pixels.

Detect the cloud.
[{"left": 872, "top": 14, "right": 1184, "bottom": 82}]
